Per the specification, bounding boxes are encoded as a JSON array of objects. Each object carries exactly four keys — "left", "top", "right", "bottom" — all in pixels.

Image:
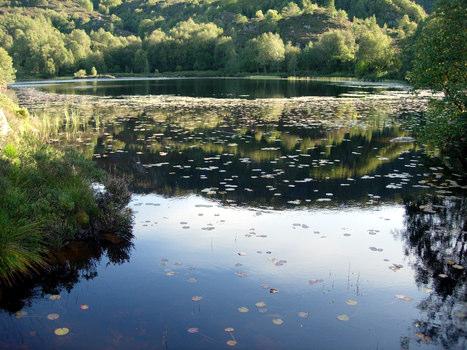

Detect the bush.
[
  {"left": 0, "top": 48, "right": 16, "bottom": 87},
  {"left": 74, "top": 69, "right": 87, "bottom": 78},
  {"left": 0, "top": 126, "right": 133, "bottom": 282}
]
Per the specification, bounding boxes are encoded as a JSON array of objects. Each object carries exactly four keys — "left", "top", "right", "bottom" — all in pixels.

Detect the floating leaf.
[
  {"left": 226, "top": 340, "right": 237, "bottom": 346},
  {"left": 54, "top": 328, "right": 70, "bottom": 336},
  {"left": 269, "top": 288, "right": 279, "bottom": 294},
  {"left": 272, "top": 318, "right": 284, "bottom": 326},
  {"left": 452, "top": 264, "right": 464, "bottom": 270},
  {"left": 15, "top": 310, "right": 27, "bottom": 319},
  {"left": 298, "top": 311, "right": 309, "bottom": 319},
  {"left": 187, "top": 277, "right": 198, "bottom": 283},
  {"left": 238, "top": 307, "right": 249, "bottom": 313},
  {"left": 49, "top": 295, "right": 61, "bottom": 301},
  {"left": 192, "top": 296, "right": 203, "bottom": 302},
  {"left": 224, "top": 327, "right": 235, "bottom": 333},
  {"left": 395, "top": 294, "right": 413, "bottom": 302},
  {"left": 47, "top": 313, "right": 60, "bottom": 320},
  {"left": 255, "top": 301, "right": 267, "bottom": 308},
  {"left": 308, "top": 279, "right": 324, "bottom": 285},
  {"left": 345, "top": 299, "right": 358, "bottom": 306},
  {"left": 337, "top": 314, "right": 349, "bottom": 321},
  {"left": 187, "top": 327, "right": 199, "bottom": 334},
  {"left": 80, "top": 304, "right": 89, "bottom": 310}
]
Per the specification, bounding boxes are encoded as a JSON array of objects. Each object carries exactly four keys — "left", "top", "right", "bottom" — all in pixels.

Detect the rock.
[{"left": 0, "top": 109, "right": 11, "bottom": 137}]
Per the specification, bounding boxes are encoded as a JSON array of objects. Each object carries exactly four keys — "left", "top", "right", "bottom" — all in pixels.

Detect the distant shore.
[{"left": 12, "top": 70, "right": 407, "bottom": 84}]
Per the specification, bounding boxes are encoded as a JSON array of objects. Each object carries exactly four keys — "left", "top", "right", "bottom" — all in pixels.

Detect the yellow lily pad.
[{"left": 54, "top": 328, "right": 70, "bottom": 336}]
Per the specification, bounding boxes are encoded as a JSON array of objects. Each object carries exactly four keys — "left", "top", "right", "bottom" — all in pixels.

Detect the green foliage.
[
  {"left": 407, "top": 0, "right": 466, "bottom": 160},
  {"left": 408, "top": 0, "right": 466, "bottom": 110},
  {"left": 0, "top": 91, "right": 133, "bottom": 282},
  {"left": 415, "top": 101, "right": 466, "bottom": 160},
  {"left": 0, "top": 216, "right": 44, "bottom": 284},
  {"left": 0, "top": 48, "right": 16, "bottom": 87},
  {"left": 74, "top": 68, "right": 87, "bottom": 78},
  {"left": 354, "top": 17, "right": 398, "bottom": 78},
  {"left": 145, "top": 19, "right": 235, "bottom": 72},
  {"left": 244, "top": 32, "right": 285, "bottom": 72},
  {"left": 335, "top": 0, "right": 426, "bottom": 26},
  {"left": 302, "top": 29, "right": 356, "bottom": 72},
  {"left": 0, "top": 0, "right": 440, "bottom": 78},
  {"left": 284, "top": 41, "right": 301, "bottom": 73}
]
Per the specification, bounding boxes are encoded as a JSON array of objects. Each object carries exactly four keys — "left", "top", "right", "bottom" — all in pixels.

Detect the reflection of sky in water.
[
  {"left": 0, "top": 194, "right": 436, "bottom": 350},
  {"left": 1, "top": 81, "right": 465, "bottom": 349}
]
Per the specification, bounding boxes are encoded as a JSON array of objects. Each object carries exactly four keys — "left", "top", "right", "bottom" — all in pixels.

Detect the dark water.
[
  {"left": 1, "top": 80, "right": 465, "bottom": 350},
  {"left": 13, "top": 77, "right": 408, "bottom": 99}
]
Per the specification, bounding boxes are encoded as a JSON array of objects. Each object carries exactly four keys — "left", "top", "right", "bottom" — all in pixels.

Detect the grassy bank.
[
  {"left": 0, "top": 90, "right": 133, "bottom": 284},
  {"left": 14, "top": 70, "right": 377, "bottom": 83}
]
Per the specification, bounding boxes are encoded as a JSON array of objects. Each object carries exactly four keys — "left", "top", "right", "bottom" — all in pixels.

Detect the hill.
[{"left": 0, "top": 0, "right": 428, "bottom": 79}]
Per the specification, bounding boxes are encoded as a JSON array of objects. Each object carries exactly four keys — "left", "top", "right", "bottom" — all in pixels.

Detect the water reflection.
[
  {"left": 86, "top": 99, "right": 431, "bottom": 208},
  {"left": 1, "top": 84, "right": 465, "bottom": 349},
  {"left": 14, "top": 78, "right": 407, "bottom": 99},
  {"left": 400, "top": 195, "right": 466, "bottom": 348},
  {"left": 0, "top": 239, "right": 133, "bottom": 314}
]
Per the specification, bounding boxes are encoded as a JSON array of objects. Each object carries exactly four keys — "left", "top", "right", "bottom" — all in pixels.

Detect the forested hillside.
[{"left": 0, "top": 0, "right": 435, "bottom": 79}]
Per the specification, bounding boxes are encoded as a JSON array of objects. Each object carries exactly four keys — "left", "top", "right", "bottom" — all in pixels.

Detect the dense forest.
[{"left": 0, "top": 0, "right": 437, "bottom": 79}]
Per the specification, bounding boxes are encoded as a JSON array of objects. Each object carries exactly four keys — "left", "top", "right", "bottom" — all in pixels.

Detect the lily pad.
[
  {"left": 54, "top": 328, "right": 70, "bottom": 336},
  {"left": 272, "top": 318, "right": 284, "bottom": 325},
  {"left": 337, "top": 314, "right": 350, "bottom": 321}
]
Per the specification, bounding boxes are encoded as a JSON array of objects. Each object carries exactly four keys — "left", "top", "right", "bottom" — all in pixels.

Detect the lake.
[
  {"left": 13, "top": 77, "right": 409, "bottom": 99},
  {"left": 1, "top": 78, "right": 465, "bottom": 350}
]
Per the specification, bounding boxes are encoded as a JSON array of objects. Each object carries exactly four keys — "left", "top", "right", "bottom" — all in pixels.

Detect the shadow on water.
[
  {"left": 398, "top": 195, "right": 466, "bottom": 349},
  {"left": 0, "top": 238, "right": 134, "bottom": 314}
]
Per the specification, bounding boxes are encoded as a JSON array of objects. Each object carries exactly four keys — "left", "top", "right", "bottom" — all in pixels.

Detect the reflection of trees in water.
[
  {"left": 401, "top": 195, "right": 466, "bottom": 348},
  {"left": 93, "top": 108, "right": 425, "bottom": 208},
  {"left": 0, "top": 239, "right": 133, "bottom": 313}
]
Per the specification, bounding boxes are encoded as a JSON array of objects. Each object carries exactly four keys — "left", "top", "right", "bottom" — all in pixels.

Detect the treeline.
[{"left": 0, "top": 0, "right": 423, "bottom": 79}]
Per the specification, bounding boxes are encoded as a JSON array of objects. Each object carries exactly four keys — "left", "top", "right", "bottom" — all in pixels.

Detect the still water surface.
[
  {"left": 14, "top": 77, "right": 408, "bottom": 99},
  {"left": 1, "top": 79, "right": 465, "bottom": 349}
]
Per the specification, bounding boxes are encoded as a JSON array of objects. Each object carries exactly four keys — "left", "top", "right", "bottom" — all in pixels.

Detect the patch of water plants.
[{"left": 0, "top": 92, "right": 133, "bottom": 284}]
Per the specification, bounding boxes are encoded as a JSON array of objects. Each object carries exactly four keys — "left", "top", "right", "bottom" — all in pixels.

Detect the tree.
[
  {"left": 0, "top": 48, "right": 16, "bottom": 87},
  {"left": 407, "top": 0, "right": 466, "bottom": 159},
  {"left": 408, "top": 0, "right": 466, "bottom": 111},
  {"left": 74, "top": 69, "right": 87, "bottom": 78},
  {"left": 305, "top": 29, "right": 356, "bottom": 72},
  {"left": 281, "top": 2, "right": 302, "bottom": 17},
  {"left": 354, "top": 17, "right": 398, "bottom": 78},
  {"left": 245, "top": 32, "right": 285, "bottom": 72},
  {"left": 79, "top": 0, "right": 93, "bottom": 11},
  {"left": 285, "top": 42, "right": 301, "bottom": 74},
  {"left": 133, "top": 49, "right": 149, "bottom": 74}
]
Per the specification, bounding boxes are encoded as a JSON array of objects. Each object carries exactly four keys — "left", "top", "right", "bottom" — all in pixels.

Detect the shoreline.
[{"left": 11, "top": 73, "right": 409, "bottom": 88}]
